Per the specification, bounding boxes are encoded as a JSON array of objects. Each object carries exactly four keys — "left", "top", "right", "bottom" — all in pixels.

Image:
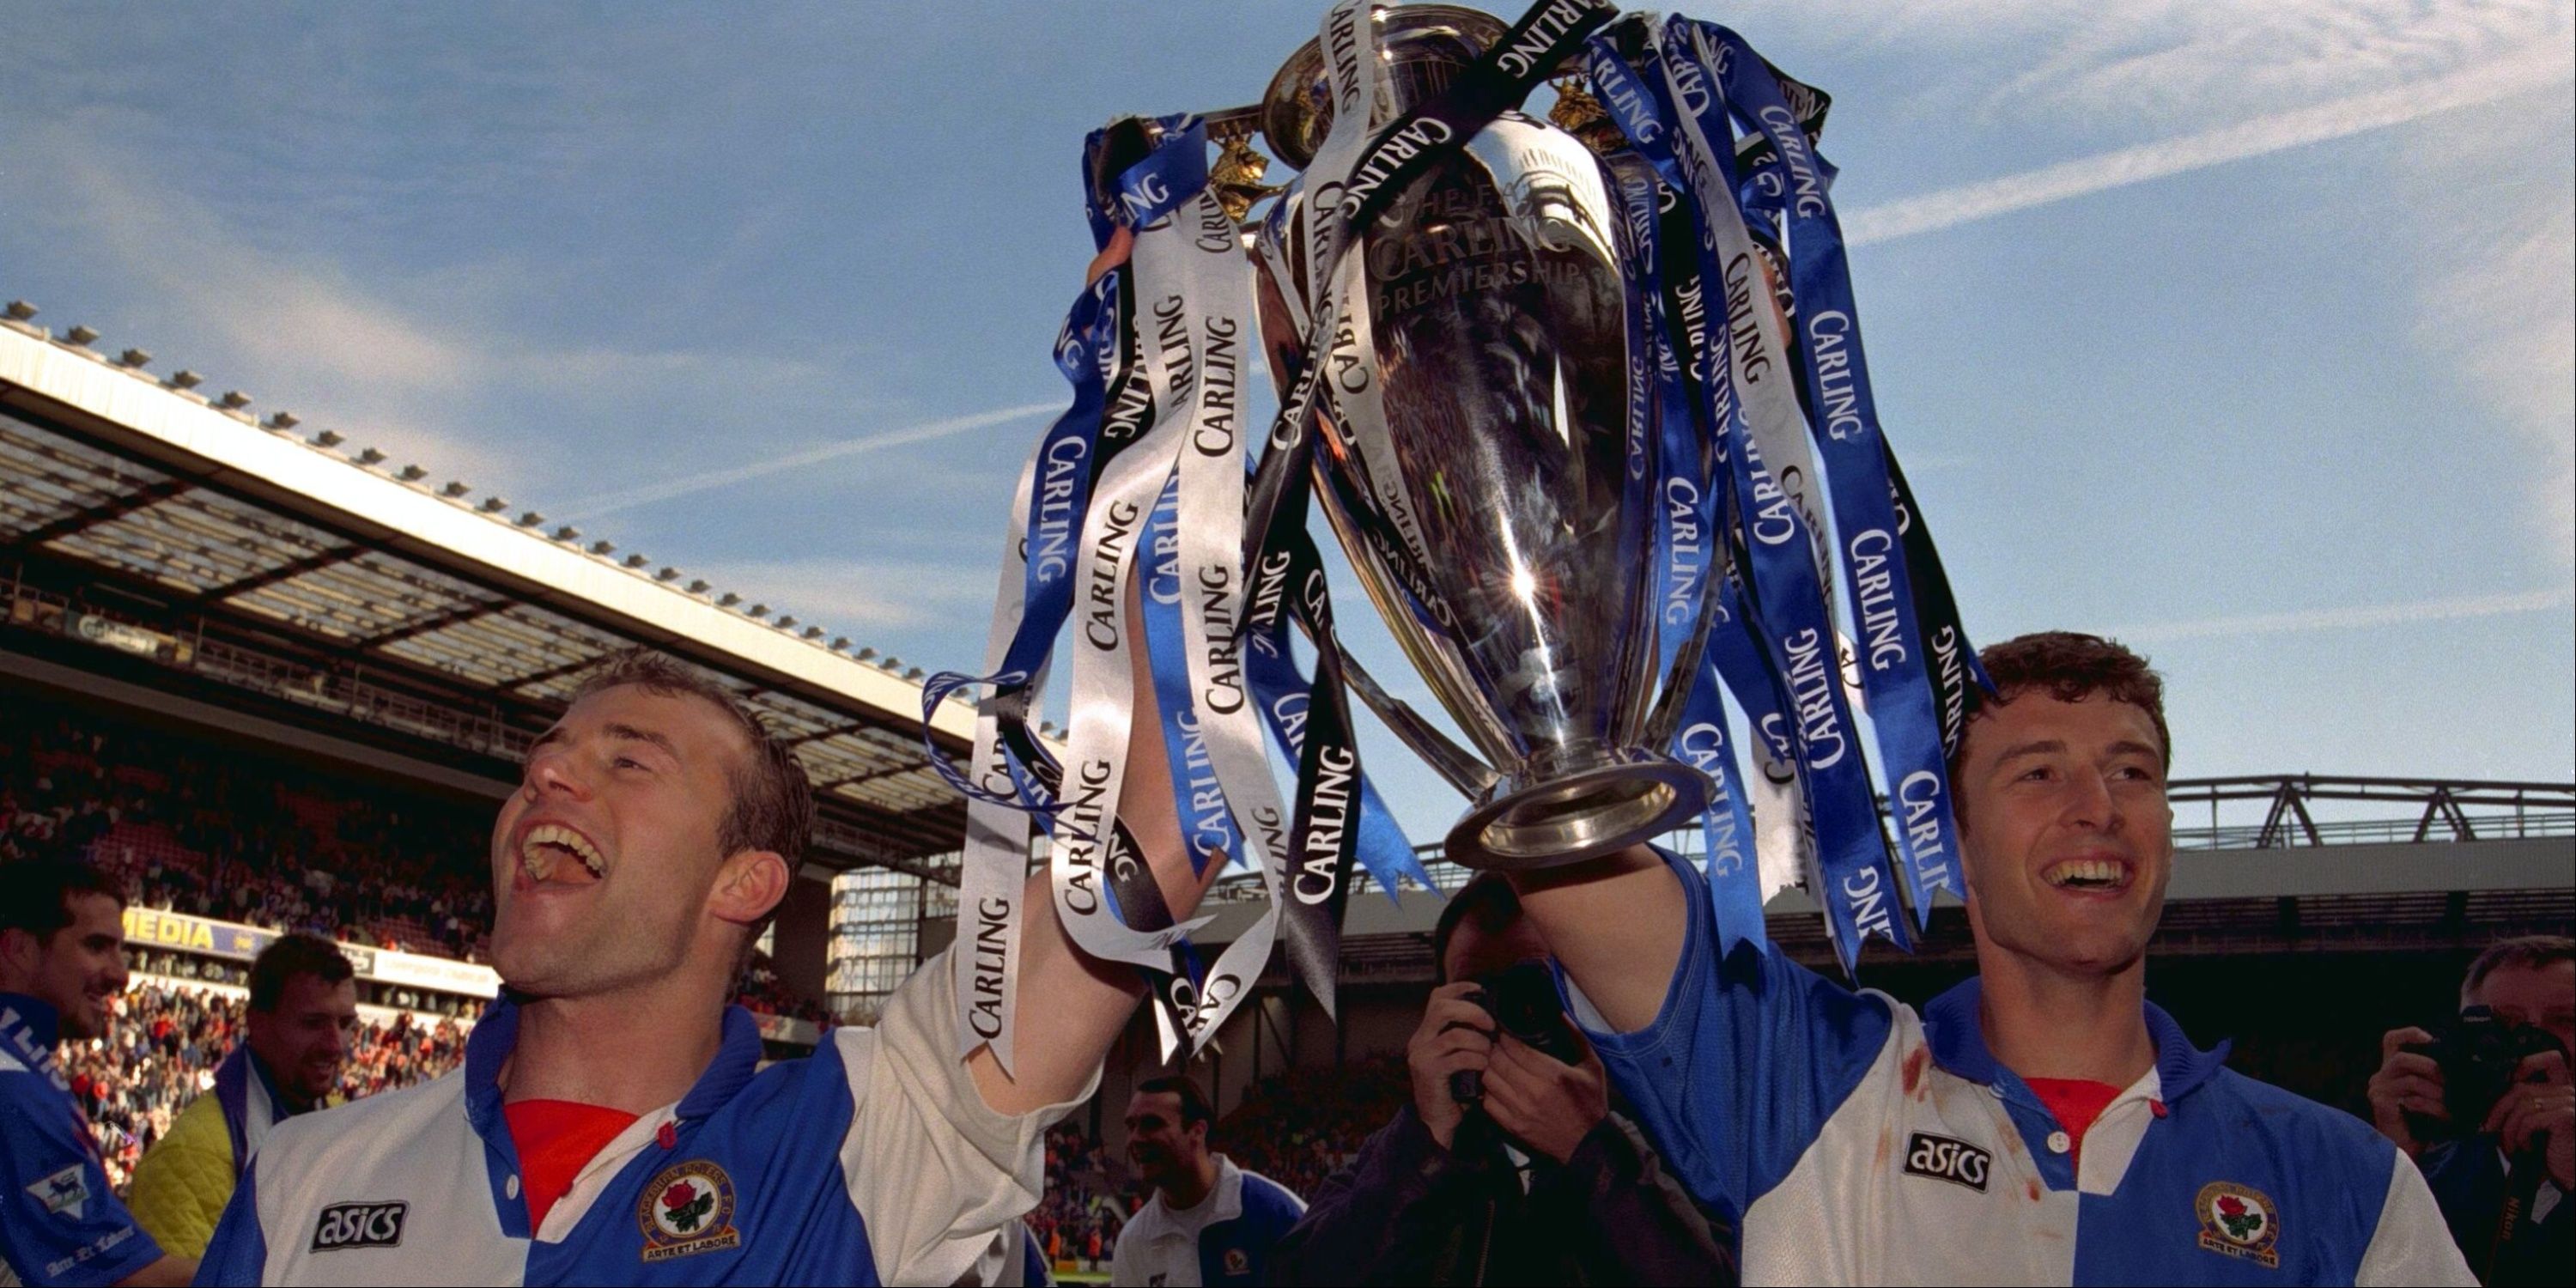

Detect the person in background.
[
  {"left": 2370, "top": 935, "right": 2574, "bottom": 1285},
  {"left": 126, "top": 933, "right": 357, "bottom": 1258},
  {"left": 0, "top": 855, "right": 195, "bottom": 1286},
  {"left": 1507, "top": 631, "right": 2473, "bottom": 1285},
  {"left": 1268, "top": 873, "right": 1734, "bottom": 1285},
  {"left": 1110, "top": 1075, "right": 1303, "bottom": 1286}
]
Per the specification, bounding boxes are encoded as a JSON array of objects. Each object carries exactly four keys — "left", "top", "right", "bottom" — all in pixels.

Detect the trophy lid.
[{"left": 1258, "top": 3, "right": 1510, "bottom": 171}]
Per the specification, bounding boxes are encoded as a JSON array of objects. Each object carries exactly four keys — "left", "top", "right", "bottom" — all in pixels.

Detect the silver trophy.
[{"left": 1243, "top": 4, "right": 1710, "bottom": 871}]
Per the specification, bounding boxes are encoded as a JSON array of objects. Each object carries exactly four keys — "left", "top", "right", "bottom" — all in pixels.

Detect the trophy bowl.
[{"left": 1250, "top": 3, "right": 1710, "bottom": 871}]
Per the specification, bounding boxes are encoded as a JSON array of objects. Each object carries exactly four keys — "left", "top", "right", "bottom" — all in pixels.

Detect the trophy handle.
[{"left": 1337, "top": 648, "right": 1501, "bottom": 799}]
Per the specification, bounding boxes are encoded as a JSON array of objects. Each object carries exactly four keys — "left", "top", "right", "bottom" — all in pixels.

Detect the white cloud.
[
  {"left": 1844, "top": 48, "right": 2573, "bottom": 245},
  {"left": 2101, "top": 586, "right": 2573, "bottom": 641},
  {"left": 556, "top": 402, "right": 1059, "bottom": 519},
  {"left": 1783, "top": 0, "right": 2575, "bottom": 568},
  {"left": 684, "top": 557, "right": 998, "bottom": 632},
  {"left": 0, "top": 108, "right": 949, "bottom": 533}
]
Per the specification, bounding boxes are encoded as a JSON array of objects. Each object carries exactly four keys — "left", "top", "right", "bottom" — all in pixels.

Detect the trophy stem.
[{"left": 1445, "top": 742, "right": 1709, "bottom": 872}]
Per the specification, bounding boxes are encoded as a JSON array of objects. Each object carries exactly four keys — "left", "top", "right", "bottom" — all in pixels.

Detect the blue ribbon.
[{"left": 1692, "top": 19, "right": 1969, "bottom": 924}]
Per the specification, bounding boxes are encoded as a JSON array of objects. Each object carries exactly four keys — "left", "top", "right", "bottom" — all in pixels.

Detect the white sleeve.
[
  {"left": 2354, "top": 1151, "right": 2477, "bottom": 1286},
  {"left": 838, "top": 949, "right": 1098, "bottom": 1286}
]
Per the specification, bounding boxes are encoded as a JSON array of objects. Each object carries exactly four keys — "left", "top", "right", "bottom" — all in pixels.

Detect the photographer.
[
  {"left": 2369, "top": 936, "right": 2574, "bottom": 1285},
  {"left": 1267, "top": 875, "right": 1733, "bottom": 1285}
]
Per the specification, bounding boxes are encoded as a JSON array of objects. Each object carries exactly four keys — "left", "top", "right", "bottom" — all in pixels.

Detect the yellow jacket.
[
  {"left": 128, "top": 1049, "right": 340, "bottom": 1261},
  {"left": 126, "top": 1090, "right": 234, "bottom": 1260}
]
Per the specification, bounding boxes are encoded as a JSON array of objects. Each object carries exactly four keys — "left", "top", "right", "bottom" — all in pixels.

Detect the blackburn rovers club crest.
[
  {"left": 2195, "top": 1181, "right": 2281, "bottom": 1269},
  {"left": 636, "top": 1161, "right": 741, "bottom": 1262}
]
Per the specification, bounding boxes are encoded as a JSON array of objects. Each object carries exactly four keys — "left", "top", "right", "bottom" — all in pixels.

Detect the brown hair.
[
  {"left": 1431, "top": 872, "right": 1523, "bottom": 985},
  {"left": 2462, "top": 934, "right": 2576, "bottom": 1004},
  {"left": 567, "top": 649, "right": 815, "bottom": 943},
  {"left": 248, "top": 933, "right": 355, "bottom": 1012},
  {"left": 1953, "top": 632, "right": 2171, "bottom": 775},
  {"left": 0, "top": 855, "right": 125, "bottom": 945},
  {"left": 1134, "top": 1074, "right": 1215, "bottom": 1130}
]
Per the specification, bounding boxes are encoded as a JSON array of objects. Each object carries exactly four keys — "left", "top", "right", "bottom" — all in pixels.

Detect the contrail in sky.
[
  {"left": 1845, "top": 50, "right": 2576, "bottom": 246},
  {"left": 2101, "top": 587, "right": 2573, "bottom": 644},
  {"left": 563, "top": 401, "right": 1060, "bottom": 519}
]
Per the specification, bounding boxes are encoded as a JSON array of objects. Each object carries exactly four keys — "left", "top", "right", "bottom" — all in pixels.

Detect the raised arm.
[
  {"left": 969, "top": 584, "right": 1228, "bottom": 1116},
  {"left": 1509, "top": 845, "right": 1688, "bottom": 1035}
]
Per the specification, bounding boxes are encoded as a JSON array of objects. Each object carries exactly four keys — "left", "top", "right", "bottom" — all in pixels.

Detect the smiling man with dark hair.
[
  {"left": 1, "top": 856, "right": 196, "bottom": 1287},
  {"left": 1509, "top": 631, "right": 2476, "bottom": 1285},
  {"left": 128, "top": 934, "right": 356, "bottom": 1260}
]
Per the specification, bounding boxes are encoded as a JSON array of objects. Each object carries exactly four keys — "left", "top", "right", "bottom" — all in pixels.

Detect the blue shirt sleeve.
[
  {"left": 0, "top": 1079, "right": 167, "bottom": 1288},
  {"left": 1563, "top": 848, "right": 1894, "bottom": 1219},
  {"left": 191, "top": 1157, "right": 267, "bottom": 1286}
]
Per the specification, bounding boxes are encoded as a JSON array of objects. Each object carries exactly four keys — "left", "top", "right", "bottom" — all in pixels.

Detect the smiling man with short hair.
[
  {"left": 128, "top": 933, "right": 358, "bottom": 1259},
  {"left": 198, "top": 647, "right": 1223, "bottom": 1285},
  {"left": 1510, "top": 631, "right": 2476, "bottom": 1285}
]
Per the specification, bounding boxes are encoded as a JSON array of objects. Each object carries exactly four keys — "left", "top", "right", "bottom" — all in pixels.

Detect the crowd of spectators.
[
  {"left": 1218, "top": 1056, "right": 1409, "bottom": 1201},
  {"left": 1025, "top": 1121, "right": 1125, "bottom": 1271},
  {"left": 58, "top": 981, "right": 466, "bottom": 1195},
  {"left": 3, "top": 695, "right": 493, "bottom": 961}
]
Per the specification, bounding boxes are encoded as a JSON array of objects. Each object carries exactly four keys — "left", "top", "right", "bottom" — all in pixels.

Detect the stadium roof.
[{"left": 0, "top": 299, "right": 991, "bottom": 878}]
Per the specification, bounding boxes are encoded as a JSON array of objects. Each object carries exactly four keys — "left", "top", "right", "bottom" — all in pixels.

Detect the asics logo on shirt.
[
  {"left": 1903, "top": 1133, "right": 1991, "bottom": 1193},
  {"left": 309, "top": 1201, "right": 408, "bottom": 1252}
]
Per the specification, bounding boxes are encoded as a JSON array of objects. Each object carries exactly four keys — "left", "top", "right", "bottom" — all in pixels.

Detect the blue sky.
[{"left": 4, "top": 1, "right": 2569, "bottom": 848}]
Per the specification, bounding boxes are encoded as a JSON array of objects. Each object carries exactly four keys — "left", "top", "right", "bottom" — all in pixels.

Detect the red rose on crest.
[
  {"left": 2216, "top": 1195, "right": 2245, "bottom": 1217},
  {"left": 664, "top": 1182, "right": 696, "bottom": 1209}
]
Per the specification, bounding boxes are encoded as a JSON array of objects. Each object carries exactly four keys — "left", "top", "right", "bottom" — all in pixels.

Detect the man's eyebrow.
[
  {"left": 1991, "top": 739, "right": 2066, "bottom": 765},
  {"left": 527, "top": 726, "right": 567, "bottom": 757},
  {"left": 603, "top": 723, "right": 681, "bottom": 760},
  {"left": 2107, "top": 739, "right": 2164, "bottom": 762}
]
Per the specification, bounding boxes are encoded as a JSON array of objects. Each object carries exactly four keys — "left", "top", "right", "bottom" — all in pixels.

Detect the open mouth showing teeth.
[
  {"left": 521, "top": 823, "right": 607, "bottom": 884},
  {"left": 2044, "top": 858, "right": 2129, "bottom": 891}
]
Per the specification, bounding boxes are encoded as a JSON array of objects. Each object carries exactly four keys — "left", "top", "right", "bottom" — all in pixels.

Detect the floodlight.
[
  {"left": 116, "top": 349, "right": 152, "bottom": 369},
  {"left": 3, "top": 301, "right": 34, "bottom": 321},
  {"left": 266, "top": 412, "right": 301, "bottom": 431},
  {"left": 442, "top": 482, "right": 472, "bottom": 498},
  {"left": 220, "top": 392, "right": 252, "bottom": 410},
  {"left": 314, "top": 430, "right": 345, "bottom": 447},
  {"left": 65, "top": 325, "right": 100, "bottom": 345},
  {"left": 169, "top": 370, "right": 204, "bottom": 390}
]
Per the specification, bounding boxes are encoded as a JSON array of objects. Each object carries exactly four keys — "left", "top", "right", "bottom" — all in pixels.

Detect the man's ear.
[
  {"left": 0, "top": 925, "right": 34, "bottom": 981},
  {"left": 710, "top": 849, "right": 791, "bottom": 930}
]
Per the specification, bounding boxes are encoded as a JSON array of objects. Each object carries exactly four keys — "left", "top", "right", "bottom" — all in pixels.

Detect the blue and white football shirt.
[
  {"left": 1, "top": 993, "right": 167, "bottom": 1288},
  {"left": 1109, "top": 1155, "right": 1304, "bottom": 1287},
  {"left": 194, "top": 951, "right": 1084, "bottom": 1285},
  {"left": 1568, "top": 852, "right": 2475, "bottom": 1285}
]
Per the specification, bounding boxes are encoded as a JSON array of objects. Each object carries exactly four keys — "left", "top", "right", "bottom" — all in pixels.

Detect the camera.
[
  {"left": 1449, "top": 959, "right": 1584, "bottom": 1107},
  {"left": 2403, "top": 1005, "right": 2569, "bottom": 1144}
]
